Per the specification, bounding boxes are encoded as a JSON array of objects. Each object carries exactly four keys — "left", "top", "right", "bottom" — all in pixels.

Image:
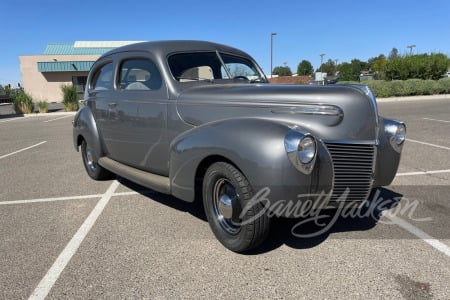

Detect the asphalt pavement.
[{"left": 0, "top": 97, "right": 449, "bottom": 299}]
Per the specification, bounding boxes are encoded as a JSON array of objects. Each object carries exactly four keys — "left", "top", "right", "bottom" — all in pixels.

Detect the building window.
[{"left": 72, "top": 76, "right": 87, "bottom": 100}]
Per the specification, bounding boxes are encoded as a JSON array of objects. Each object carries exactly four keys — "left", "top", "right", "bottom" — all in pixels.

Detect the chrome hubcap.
[
  {"left": 85, "top": 147, "right": 97, "bottom": 172},
  {"left": 212, "top": 178, "right": 240, "bottom": 234}
]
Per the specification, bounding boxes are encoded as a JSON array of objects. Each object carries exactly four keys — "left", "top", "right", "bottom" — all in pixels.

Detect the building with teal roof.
[{"left": 19, "top": 41, "right": 142, "bottom": 102}]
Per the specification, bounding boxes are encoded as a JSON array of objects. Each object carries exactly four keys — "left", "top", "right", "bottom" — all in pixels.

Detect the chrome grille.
[{"left": 325, "top": 143, "right": 375, "bottom": 202}]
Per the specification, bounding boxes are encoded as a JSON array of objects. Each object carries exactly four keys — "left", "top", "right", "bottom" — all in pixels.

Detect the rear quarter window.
[{"left": 91, "top": 62, "right": 114, "bottom": 90}]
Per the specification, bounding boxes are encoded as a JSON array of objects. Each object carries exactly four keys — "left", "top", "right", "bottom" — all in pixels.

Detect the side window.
[
  {"left": 221, "top": 63, "right": 258, "bottom": 79},
  {"left": 91, "top": 63, "right": 113, "bottom": 90},
  {"left": 119, "top": 58, "right": 162, "bottom": 90}
]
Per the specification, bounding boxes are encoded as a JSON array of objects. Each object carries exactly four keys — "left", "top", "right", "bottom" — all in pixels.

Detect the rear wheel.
[
  {"left": 203, "top": 162, "right": 270, "bottom": 252},
  {"left": 81, "top": 139, "right": 113, "bottom": 180}
]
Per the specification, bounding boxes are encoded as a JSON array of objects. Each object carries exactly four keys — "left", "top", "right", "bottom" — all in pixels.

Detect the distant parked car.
[
  {"left": 73, "top": 41, "right": 406, "bottom": 252},
  {"left": 325, "top": 76, "right": 339, "bottom": 84}
]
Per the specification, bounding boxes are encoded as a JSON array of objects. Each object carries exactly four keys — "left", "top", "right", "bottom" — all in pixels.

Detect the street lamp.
[
  {"left": 407, "top": 44, "right": 416, "bottom": 55},
  {"left": 320, "top": 53, "right": 325, "bottom": 72},
  {"left": 270, "top": 32, "right": 277, "bottom": 77},
  {"left": 334, "top": 59, "right": 339, "bottom": 76}
]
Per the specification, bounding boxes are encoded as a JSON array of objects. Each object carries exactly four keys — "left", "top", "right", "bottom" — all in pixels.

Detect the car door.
[
  {"left": 87, "top": 58, "right": 117, "bottom": 154},
  {"left": 105, "top": 53, "right": 169, "bottom": 175}
]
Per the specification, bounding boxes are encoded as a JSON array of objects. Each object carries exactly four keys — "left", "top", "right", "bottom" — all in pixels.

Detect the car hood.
[{"left": 175, "top": 83, "right": 379, "bottom": 141}]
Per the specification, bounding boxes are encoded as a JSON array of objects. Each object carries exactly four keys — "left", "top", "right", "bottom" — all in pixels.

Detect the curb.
[
  {"left": 23, "top": 112, "right": 76, "bottom": 117},
  {"left": 376, "top": 94, "right": 450, "bottom": 103}
]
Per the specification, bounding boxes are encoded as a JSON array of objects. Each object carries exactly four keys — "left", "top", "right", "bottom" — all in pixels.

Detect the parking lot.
[{"left": 1, "top": 98, "right": 449, "bottom": 299}]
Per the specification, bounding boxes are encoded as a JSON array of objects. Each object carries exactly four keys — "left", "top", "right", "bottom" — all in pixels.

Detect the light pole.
[
  {"left": 270, "top": 32, "right": 277, "bottom": 77},
  {"left": 407, "top": 44, "right": 416, "bottom": 55},
  {"left": 320, "top": 53, "right": 325, "bottom": 72},
  {"left": 334, "top": 59, "right": 339, "bottom": 76}
]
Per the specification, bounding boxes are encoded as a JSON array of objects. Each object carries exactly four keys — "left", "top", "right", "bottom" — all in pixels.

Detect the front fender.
[
  {"left": 169, "top": 118, "right": 314, "bottom": 203},
  {"left": 72, "top": 105, "right": 103, "bottom": 162},
  {"left": 373, "top": 117, "right": 404, "bottom": 187}
]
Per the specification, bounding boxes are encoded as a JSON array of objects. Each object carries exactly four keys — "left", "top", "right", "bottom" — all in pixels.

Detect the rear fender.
[{"left": 72, "top": 106, "right": 103, "bottom": 162}]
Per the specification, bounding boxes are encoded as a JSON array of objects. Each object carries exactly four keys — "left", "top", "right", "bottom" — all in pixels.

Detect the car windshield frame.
[{"left": 167, "top": 51, "right": 268, "bottom": 84}]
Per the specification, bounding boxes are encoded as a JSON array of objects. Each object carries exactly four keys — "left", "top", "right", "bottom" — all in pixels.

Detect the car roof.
[{"left": 99, "top": 40, "right": 251, "bottom": 59}]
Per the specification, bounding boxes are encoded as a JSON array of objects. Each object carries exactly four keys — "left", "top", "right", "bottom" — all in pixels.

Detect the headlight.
[
  {"left": 299, "top": 136, "right": 316, "bottom": 164},
  {"left": 384, "top": 120, "right": 406, "bottom": 152},
  {"left": 394, "top": 123, "right": 406, "bottom": 145},
  {"left": 285, "top": 129, "right": 317, "bottom": 174}
]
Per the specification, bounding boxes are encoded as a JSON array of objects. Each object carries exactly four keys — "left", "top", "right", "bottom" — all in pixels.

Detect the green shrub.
[
  {"left": 414, "top": 80, "right": 436, "bottom": 95},
  {"left": 38, "top": 101, "right": 48, "bottom": 113},
  {"left": 365, "top": 80, "right": 392, "bottom": 98},
  {"left": 403, "top": 79, "right": 422, "bottom": 96},
  {"left": 388, "top": 80, "right": 405, "bottom": 96},
  {"left": 436, "top": 78, "right": 450, "bottom": 94},
  {"left": 61, "top": 84, "right": 78, "bottom": 111},
  {"left": 338, "top": 79, "right": 450, "bottom": 97},
  {"left": 12, "top": 91, "right": 34, "bottom": 114}
]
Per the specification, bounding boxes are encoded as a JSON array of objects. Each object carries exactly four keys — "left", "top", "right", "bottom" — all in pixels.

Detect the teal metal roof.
[
  {"left": 43, "top": 43, "right": 114, "bottom": 55},
  {"left": 37, "top": 61, "right": 94, "bottom": 72}
]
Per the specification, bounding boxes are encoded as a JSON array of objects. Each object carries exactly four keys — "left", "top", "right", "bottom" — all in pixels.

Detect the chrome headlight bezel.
[
  {"left": 285, "top": 129, "right": 317, "bottom": 174},
  {"left": 384, "top": 120, "right": 406, "bottom": 153}
]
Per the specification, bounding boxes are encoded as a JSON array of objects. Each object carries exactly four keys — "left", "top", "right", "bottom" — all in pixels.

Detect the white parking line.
[
  {"left": 382, "top": 212, "right": 450, "bottom": 258},
  {"left": 422, "top": 117, "right": 450, "bottom": 123},
  {"left": 43, "top": 115, "right": 73, "bottom": 123},
  {"left": 396, "top": 169, "right": 450, "bottom": 176},
  {"left": 0, "top": 194, "right": 103, "bottom": 205},
  {"left": 407, "top": 138, "right": 450, "bottom": 151},
  {"left": 0, "top": 141, "right": 47, "bottom": 160},
  {"left": 29, "top": 180, "right": 120, "bottom": 300}
]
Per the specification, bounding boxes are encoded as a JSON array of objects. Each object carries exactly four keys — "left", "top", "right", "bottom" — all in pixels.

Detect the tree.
[
  {"left": 297, "top": 60, "right": 314, "bottom": 76},
  {"left": 351, "top": 59, "right": 364, "bottom": 79},
  {"left": 389, "top": 47, "right": 399, "bottom": 60},
  {"left": 337, "top": 62, "right": 354, "bottom": 81},
  {"left": 371, "top": 56, "right": 388, "bottom": 79},
  {"left": 0, "top": 84, "right": 5, "bottom": 95},
  {"left": 320, "top": 59, "right": 337, "bottom": 76},
  {"left": 367, "top": 54, "right": 385, "bottom": 71},
  {"left": 272, "top": 66, "right": 292, "bottom": 76},
  {"left": 384, "top": 53, "right": 449, "bottom": 80}
]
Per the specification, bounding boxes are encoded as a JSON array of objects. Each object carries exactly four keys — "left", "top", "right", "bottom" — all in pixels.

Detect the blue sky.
[{"left": 1, "top": 0, "right": 449, "bottom": 86}]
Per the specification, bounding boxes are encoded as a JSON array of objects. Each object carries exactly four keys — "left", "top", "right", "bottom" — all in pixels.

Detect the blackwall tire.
[
  {"left": 81, "top": 139, "right": 113, "bottom": 180},
  {"left": 203, "top": 162, "right": 270, "bottom": 252}
]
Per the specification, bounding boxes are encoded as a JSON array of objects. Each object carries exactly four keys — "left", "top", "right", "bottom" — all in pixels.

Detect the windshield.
[{"left": 168, "top": 51, "right": 267, "bottom": 83}]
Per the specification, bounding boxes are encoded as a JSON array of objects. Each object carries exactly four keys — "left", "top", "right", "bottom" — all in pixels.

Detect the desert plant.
[
  {"left": 61, "top": 84, "right": 78, "bottom": 111},
  {"left": 38, "top": 101, "right": 48, "bottom": 113},
  {"left": 12, "top": 91, "right": 34, "bottom": 114}
]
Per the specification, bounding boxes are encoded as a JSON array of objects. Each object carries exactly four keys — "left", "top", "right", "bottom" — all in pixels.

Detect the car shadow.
[
  {"left": 117, "top": 177, "right": 208, "bottom": 222},
  {"left": 247, "top": 187, "right": 403, "bottom": 254},
  {"left": 0, "top": 113, "right": 24, "bottom": 119},
  {"left": 116, "top": 177, "right": 402, "bottom": 254}
]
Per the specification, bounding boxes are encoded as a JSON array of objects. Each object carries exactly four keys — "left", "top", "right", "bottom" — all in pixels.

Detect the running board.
[{"left": 98, "top": 157, "right": 170, "bottom": 194}]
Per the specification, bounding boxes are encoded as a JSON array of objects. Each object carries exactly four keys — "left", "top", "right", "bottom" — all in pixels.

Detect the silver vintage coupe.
[{"left": 73, "top": 41, "right": 406, "bottom": 252}]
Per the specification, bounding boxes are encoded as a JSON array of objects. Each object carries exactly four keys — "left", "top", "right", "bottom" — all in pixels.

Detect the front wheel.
[
  {"left": 203, "top": 162, "right": 270, "bottom": 252},
  {"left": 81, "top": 139, "right": 113, "bottom": 180}
]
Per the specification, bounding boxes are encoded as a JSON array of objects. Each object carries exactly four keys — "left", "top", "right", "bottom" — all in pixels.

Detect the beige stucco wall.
[{"left": 19, "top": 54, "right": 100, "bottom": 102}]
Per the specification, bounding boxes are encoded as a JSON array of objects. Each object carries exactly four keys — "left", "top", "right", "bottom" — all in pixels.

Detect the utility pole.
[{"left": 320, "top": 53, "right": 325, "bottom": 72}]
